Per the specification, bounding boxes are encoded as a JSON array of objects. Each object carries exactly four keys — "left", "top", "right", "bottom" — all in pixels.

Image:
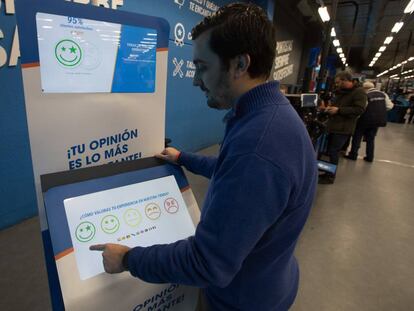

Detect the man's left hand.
[
  {"left": 325, "top": 106, "right": 339, "bottom": 115},
  {"left": 90, "top": 243, "right": 130, "bottom": 274}
]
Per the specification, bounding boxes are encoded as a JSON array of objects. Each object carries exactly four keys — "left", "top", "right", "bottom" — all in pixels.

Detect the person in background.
[
  {"left": 407, "top": 94, "right": 414, "bottom": 124},
  {"left": 89, "top": 3, "right": 317, "bottom": 311},
  {"left": 345, "top": 81, "right": 393, "bottom": 162},
  {"left": 318, "top": 71, "right": 366, "bottom": 184}
]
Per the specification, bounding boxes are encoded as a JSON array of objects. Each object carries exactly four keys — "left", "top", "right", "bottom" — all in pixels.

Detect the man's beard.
[
  {"left": 205, "top": 72, "right": 233, "bottom": 110},
  {"left": 207, "top": 97, "right": 232, "bottom": 110}
]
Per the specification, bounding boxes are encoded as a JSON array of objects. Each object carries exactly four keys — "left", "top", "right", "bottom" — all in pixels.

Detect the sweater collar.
[{"left": 232, "top": 81, "right": 285, "bottom": 118}]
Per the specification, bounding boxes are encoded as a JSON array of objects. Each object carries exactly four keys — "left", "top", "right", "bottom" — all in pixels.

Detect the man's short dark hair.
[
  {"left": 335, "top": 71, "right": 353, "bottom": 81},
  {"left": 191, "top": 3, "right": 276, "bottom": 79}
]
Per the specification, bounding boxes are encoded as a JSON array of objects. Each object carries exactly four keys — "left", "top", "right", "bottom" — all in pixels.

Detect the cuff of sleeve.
[
  {"left": 127, "top": 246, "right": 145, "bottom": 278},
  {"left": 177, "top": 151, "right": 189, "bottom": 166}
]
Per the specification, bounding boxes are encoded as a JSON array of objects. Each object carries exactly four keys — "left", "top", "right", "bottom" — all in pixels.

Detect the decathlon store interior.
[{"left": 1, "top": 0, "right": 414, "bottom": 310}]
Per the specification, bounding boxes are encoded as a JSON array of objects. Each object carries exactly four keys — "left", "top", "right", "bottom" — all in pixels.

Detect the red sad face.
[{"left": 164, "top": 198, "right": 179, "bottom": 214}]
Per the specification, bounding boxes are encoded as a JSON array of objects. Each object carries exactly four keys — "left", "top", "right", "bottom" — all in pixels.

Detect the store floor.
[{"left": 1, "top": 122, "right": 413, "bottom": 311}]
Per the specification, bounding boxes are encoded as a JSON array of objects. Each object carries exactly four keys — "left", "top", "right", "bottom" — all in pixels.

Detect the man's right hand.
[{"left": 155, "top": 147, "right": 181, "bottom": 164}]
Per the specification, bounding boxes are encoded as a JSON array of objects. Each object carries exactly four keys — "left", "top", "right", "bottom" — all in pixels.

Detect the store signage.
[
  {"left": 0, "top": 0, "right": 20, "bottom": 68},
  {"left": 273, "top": 40, "right": 294, "bottom": 81}
]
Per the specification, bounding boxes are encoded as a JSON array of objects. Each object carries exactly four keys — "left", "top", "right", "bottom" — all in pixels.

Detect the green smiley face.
[
  {"left": 123, "top": 209, "right": 142, "bottom": 227},
  {"left": 101, "top": 215, "right": 120, "bottom": 234},
  {"left": 55, "top": 39, "right": 82, "bottom": 67},
  {"left": 75, "top": 221, "right": 96, "bottom": 243}
]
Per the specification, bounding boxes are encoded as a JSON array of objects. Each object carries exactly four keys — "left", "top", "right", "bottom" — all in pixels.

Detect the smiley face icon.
[
  {"left": 54, "top": 39, "right": 82, "bottom": 67},
  {"left": 164, "top": 198, "right": 179, "bottom": 214},
  {"left": 123, "top": 209, "right": 142, "bottom": 227},
  {"left": 101, "top": 215, "right": 120, "bottom": 234},
  {"left": 145, "top": 203, "right": 161, "bottom": 220},
  {"left": 75, "top": 221, "right": 96, "bottom": 243}
]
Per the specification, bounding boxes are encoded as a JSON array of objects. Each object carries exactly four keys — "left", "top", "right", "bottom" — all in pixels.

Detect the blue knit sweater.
[{"left": 128, "top": 81, "right": 317, "bottom": 310}]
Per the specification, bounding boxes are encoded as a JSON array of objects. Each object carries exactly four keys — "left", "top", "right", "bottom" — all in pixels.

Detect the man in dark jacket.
[
  {"left": 345, "top": 81, "right": 393, "bottom": 162},
  {"left": 319, "top": 71, "right": 366, "bottom": 184}
]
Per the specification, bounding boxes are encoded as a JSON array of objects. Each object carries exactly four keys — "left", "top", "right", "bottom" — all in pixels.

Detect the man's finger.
[{"left": 89, "top": 244, "right": 106, "bottom": 251}]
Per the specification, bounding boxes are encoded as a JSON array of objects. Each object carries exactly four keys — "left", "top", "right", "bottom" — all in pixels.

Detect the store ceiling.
[{"left": 298, "top": 0, "right": 414, "bottom": 76}]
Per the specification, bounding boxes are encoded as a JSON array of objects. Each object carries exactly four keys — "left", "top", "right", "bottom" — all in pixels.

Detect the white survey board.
[{"left": 64, "top": 175, "right": 195, "bottom": 280}]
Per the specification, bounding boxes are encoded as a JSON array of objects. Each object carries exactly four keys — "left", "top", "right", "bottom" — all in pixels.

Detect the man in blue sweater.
[{"left": 90, "top": 3, "right": 317, "bottom": 310}]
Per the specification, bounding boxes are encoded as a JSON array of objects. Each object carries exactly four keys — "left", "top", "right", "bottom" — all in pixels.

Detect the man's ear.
[{"left": 233, "top": 54, "right": 251, "bottom": 78}]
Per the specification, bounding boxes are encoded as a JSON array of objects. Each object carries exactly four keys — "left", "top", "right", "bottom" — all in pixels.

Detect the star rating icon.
[{"left": 70, "top": 46, "right": 77, "bottom": 53}]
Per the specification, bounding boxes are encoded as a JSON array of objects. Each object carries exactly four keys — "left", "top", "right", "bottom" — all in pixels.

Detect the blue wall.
[
  {"left": 0, "top": 0, "right": 274, "bottom": 229},
  {"left": 0, "top": 8, "right": 37, "bottom": 229}
]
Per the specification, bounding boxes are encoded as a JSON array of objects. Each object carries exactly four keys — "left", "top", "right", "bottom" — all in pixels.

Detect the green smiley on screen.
[
  {"left": 101, "top": 215, "right": 120, "bottom": 234},
  {"left": 55, "top": 39, "right": 82, "bottom": 67},
  {"left": 75, "top": 221, "right": 96, "bottom": 243}
]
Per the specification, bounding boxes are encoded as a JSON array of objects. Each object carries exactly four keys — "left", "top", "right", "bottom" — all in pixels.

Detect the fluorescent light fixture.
[
  {"left": 369, "top": 64, "right": 374, "bottom": 67},
  {"left": 379, "top": 46, "right": 386, "bottom": 52},
  {"left": 384, "top": 37, "right": 393, "bottom": 44},
  {"left": 341, "top": 57, "right": 346, "bottom": 61},
  {"left": 331, "top": 28, "right": 336, "bottom": 37},
  {"left": 402, "top": 60, "right": 408, "bottom": 64},
  {"left": 396, "top": 63, "right": 402, "bottom": 67},
  {"left": 318, "top": 6, "right": 330, "bottom": 22},
  {"left": 409, "top": 57, "right": 414, "bottom": 61},
  {"left": 404, "top": 0, "right": 414, "bottom": 14},
  {"left": 373, "top": 57, "right": 378, "bottom": 61},
  {"left": 375, "top": 52, "right": 381, "bottom": 57},
  {"left": 333, "top": 39, "right": 340, "bottom": 47},
  {"left": 337, "top": 47, "right": 343, "bottom": 53},
  {"left": 391, "top": 22, "right": 404, "bottom": 33},
  {"left": 383, "top": 70, "right": 389, "bottom": 74},
  {"left": 390, "top": 74, "right": 398, "bottom": 78},
  {"left": 340, "top": 53, "right": 345, "bottom": 58}
]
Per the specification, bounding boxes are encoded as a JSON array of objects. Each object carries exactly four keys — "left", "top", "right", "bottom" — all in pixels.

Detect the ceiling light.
[
  {"left": 409, "top": 57, "right": 414, "bottom": 61},
  {"left": 404, "top": 0, "right": 414, "bottom": 14},
  {"left": 340, "top": 53, "right": 345, "bottom": 58},
  {"left": 318, "top": 6, "right": 330, "bottom": 22},
  {"left": 384, "top": 37, "right": 393, "bottom": 44},
  {"left": 402, "top": 61, "right": 408, "bottom": 64},
  {"left": 337, "top": 47, "right": 343, "bottom": 53},
  {"left": 333, "top": 39, "right": 340, "bottom": 47},
  {"left": 369, "top": 64, "right": 374, "bottom": 67},
  {"left": 379, "top": 46, "right": 386, "bottom": 52},
  {"left": 373, "top": 57, "right": 378, "bottom": 61},
  {"left": 331, "top": 28, "right": 336, "bottom": 37},
  {"left": 375, "top": 52, "right": 382, "bottom": 57},
  {"left": 391, "top": 22, "right": 404, "bottom": 33}
]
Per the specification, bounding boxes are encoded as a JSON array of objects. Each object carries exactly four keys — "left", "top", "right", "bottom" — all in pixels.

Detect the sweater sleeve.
[
  {"left": 178, "top": 151, "right": 218, "bottom": 179},
  {"left": 339, "top": 88, "right": 367, "bottom": 117},
  {"left": 127, "top": 153, "right": 290, "bottom": 287}
]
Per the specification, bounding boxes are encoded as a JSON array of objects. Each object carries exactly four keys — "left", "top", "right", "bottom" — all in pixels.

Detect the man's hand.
[
  {"left": 90, "top": 243, "right": 130, "bottom": 274},
  {"left": 155, "top": 147, "right": 181, "bottom": 164},
  {"left": 325, "top": 106, "right": 339, "bottom": 115}
]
